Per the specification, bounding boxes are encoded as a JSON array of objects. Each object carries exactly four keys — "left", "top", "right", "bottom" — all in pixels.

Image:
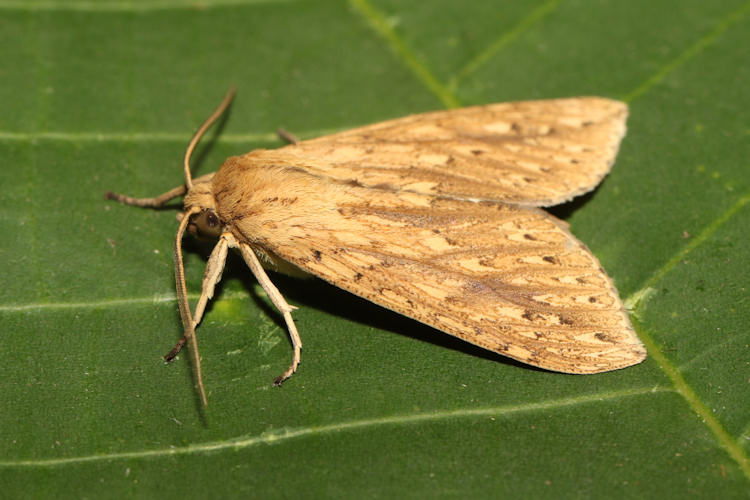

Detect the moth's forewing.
[
  {"left": 275, "top": 97, "right": 627, "bottom": 207},
  {"left": 212, "top": 158, "right": 645, "bottom": 374}
]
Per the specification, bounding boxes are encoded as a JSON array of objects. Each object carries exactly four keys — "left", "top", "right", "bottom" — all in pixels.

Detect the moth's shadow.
[{"left": 545, "top": 189, "right": 597, "bottom": 220}]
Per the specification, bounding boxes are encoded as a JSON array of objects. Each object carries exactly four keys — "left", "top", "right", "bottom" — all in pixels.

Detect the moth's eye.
[
  {"left": 191, "top": 209, "right": 223, "bottom": 239},
  {"left": 206, "top": 212, "right": 219, "bottom": 228}
]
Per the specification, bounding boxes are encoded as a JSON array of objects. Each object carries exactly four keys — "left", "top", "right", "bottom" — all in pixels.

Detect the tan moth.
[{"left": 107, "top": 89, "right": 646, "bottom": 405}]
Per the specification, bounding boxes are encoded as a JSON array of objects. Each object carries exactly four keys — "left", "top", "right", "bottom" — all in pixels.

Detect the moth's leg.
[
  {"left": 193, "top": 235, "right": 230, "bottom": 326},
  {"left": 105, "top": 184, "right": 187, "bottom": 208},
  {"left": 235, "top": 239, "right": 302, "bottom": 385},
  {"left": 276, "top": 127, "right": 300, "bottom": 145},
  {"left": 164, "top": 234, "right": 230, "bottom": 361}
]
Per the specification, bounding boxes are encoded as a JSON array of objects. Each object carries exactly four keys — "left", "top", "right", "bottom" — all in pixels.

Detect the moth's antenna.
[
  {"left": 174, "top": 205, "right": 207, "bottom": 406},
  {"left": 184, "top": 87, "right": 236, "bottom": 189}
]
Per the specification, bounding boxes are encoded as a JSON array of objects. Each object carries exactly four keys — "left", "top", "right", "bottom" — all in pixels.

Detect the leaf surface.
[{"left": 1, "top": 0, "right": 749, "bottom": 496}]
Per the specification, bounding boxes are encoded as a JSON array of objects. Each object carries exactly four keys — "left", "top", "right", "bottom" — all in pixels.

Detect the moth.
[{"left": 107, "top": 89, "right": 646, "bottom": 405}]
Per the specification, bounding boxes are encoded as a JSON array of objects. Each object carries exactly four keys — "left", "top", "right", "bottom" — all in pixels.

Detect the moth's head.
[{"left": 182, "top": 173, "right": 223, "bottom": 240}]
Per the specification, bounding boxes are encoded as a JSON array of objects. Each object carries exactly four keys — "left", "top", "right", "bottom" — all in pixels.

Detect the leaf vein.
[
  {"left": 622, "top": 0, "right": 750, "bottom": 103},
  {"left": 347, "top": 0, "right": 460, "bottom": 109},
  {"left": 626, "top": 191, "right": 750, "bottom": 308},
  {"left": 448, "top": 0, "right": 560, "bottom": 91},
  {"left": 630, "top": 318, "right": 750, "bottom": 480},
  {"left": 0, "top": 386, "right": 669, "bottom": 468},
  {"left": 0, "top": 290, "right": 252, "bottom": 313},
  {"left": 0, "top": 0, "right": 294, "bottom": 12}
]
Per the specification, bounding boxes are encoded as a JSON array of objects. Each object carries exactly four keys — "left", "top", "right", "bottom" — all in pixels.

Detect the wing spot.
[
  {"left": 523, "top": 234, "right": 537, "bottom": 240},
  {"left": 522, "top": 310, "right": 543, "bottom": 322},
  {"left": 341, "top": 179, "right": 365, "bottom": 188},
  {"left": 313, "top": 250, "right": 322, "bottom": 261},
  {"left": 372, "top": 182, "right": 397, "bottom": 190},
  {"left": 542, "top": 256, "right": 559, "bottom": 264},
  {"left": 557, "top": 314, "right": 574, "bottom": 326}
]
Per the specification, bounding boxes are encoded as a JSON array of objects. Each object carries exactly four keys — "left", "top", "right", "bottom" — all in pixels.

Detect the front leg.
[{"left": 164, "top": 233, "right": 231, "bottom": 362}]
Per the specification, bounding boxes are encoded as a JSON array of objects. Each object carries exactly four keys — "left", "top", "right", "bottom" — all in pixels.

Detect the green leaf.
[{"left": 1, "top": 0, "right": 749, "bottom": 497}]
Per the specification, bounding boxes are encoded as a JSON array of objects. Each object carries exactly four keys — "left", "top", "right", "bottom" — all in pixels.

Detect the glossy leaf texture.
[{"left": 1, "top": 0, "right": 748, "bottom": 497}]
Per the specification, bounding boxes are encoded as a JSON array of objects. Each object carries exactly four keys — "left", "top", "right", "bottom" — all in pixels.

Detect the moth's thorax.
[
  {"left": 211, "top": 152, "right": 343, "bottom": 245},
  {"left": 183, "top": 173, "right": 217, "bottom": 212}
]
